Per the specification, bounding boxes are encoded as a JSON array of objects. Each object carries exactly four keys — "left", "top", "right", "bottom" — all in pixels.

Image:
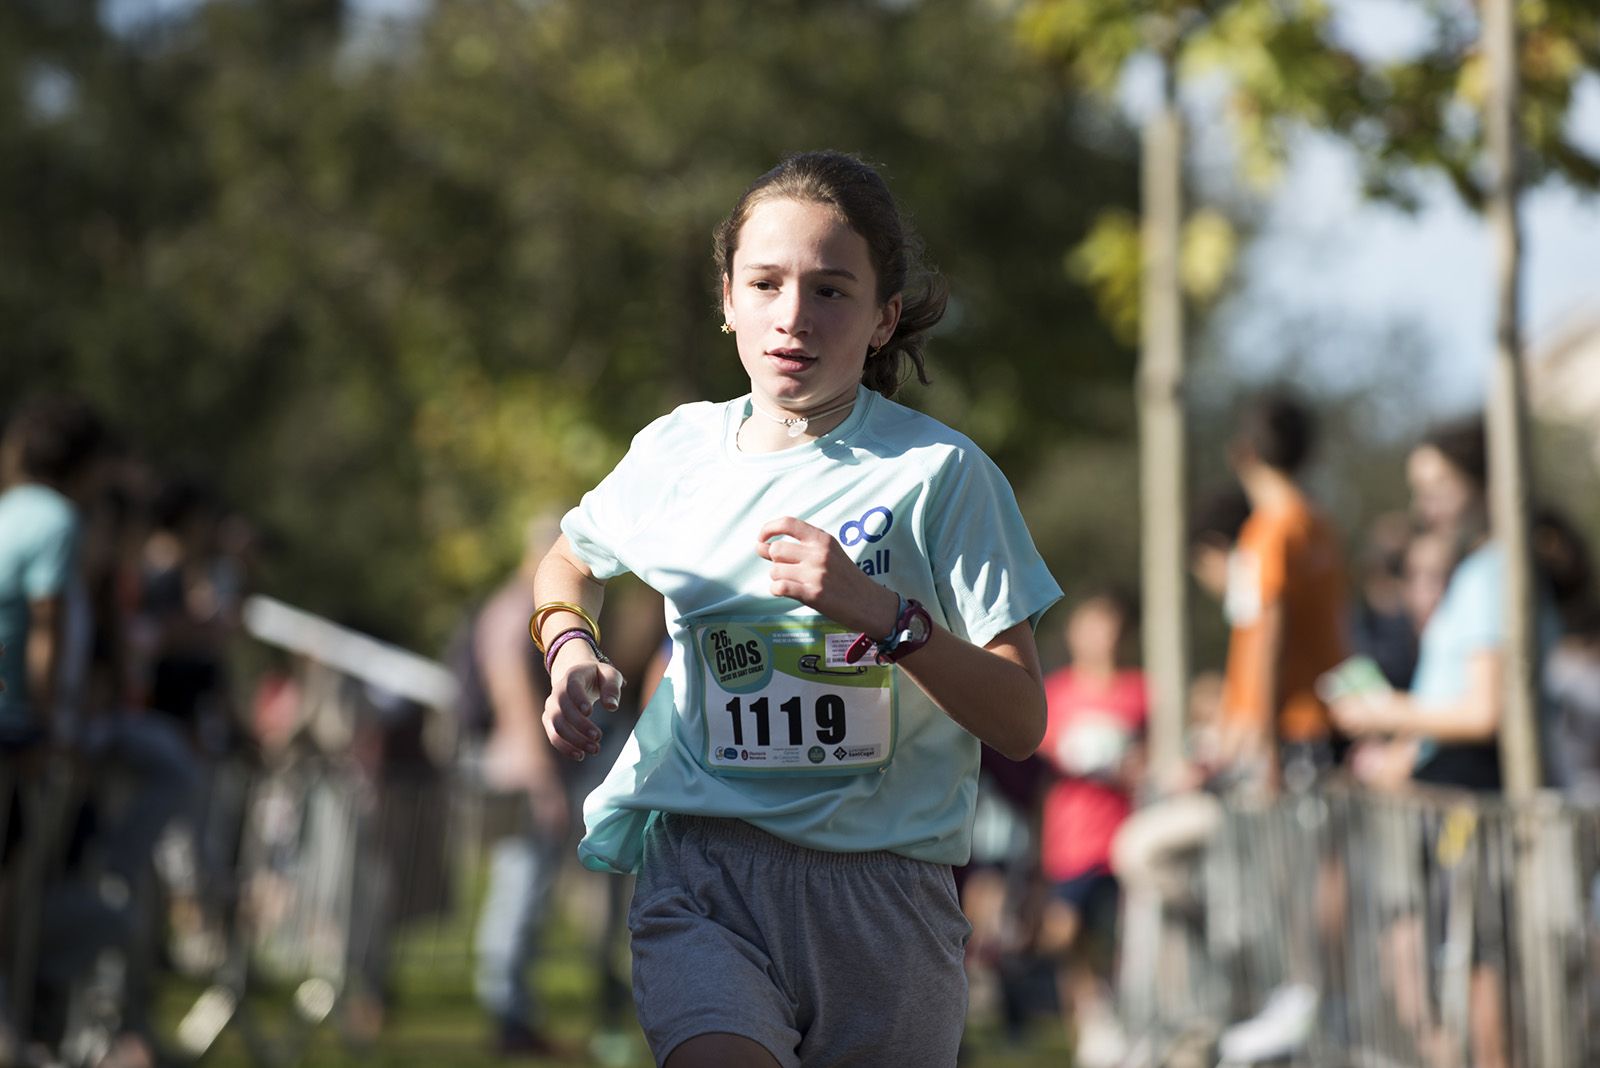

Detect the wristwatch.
[{"left": 845, "top": 597, "right": 933, "bottom": 666}]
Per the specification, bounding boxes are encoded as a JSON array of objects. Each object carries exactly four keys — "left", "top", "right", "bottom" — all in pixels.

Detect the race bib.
[{"left": 694, "top": 618, "right": 896, "bottom": 776}]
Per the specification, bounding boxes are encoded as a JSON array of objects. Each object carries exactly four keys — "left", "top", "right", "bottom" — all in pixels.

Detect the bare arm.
[
  {"left": 1217, "top": 599, "right": 1283, "bottom": 773},
  {"left": 1332, "top": 649, "right": 1501, "bottom": 744},
  {"left": 477, "top": 586, "right": 572, "bottom": 828},
  {"left": 532, "top": 535, "right": 625, "bottom": 761},
  {"left": 757, "top": 516, "right": 1046, "bottom": 760},
  {"left": 896, "top": 621, "right": 1046, "bottom": 759},
  {"left": 479, "top": 588, "right": 549, "bottom": 737},
  {"left": 26, "top": 595, "right": 64, "bottom": 728}
]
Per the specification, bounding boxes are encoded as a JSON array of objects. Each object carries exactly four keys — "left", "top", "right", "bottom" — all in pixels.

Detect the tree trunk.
[
  {"left": 1484, "top": 0, "right": 1541, "bottom": 797},
  {"left": 1484, "top": 0, "right": 1559, "bottom": 1059},
  {"left": 1139, "top": 51, "right": 1188, "bottom": 784}
]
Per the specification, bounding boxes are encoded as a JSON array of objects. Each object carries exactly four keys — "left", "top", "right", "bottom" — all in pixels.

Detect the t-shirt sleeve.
[
  {"left": 21, "top": 502, "right": 79, "bottom": 601},
  {"left": 562, "top": 413, "right": 686, "bottom": 580},
  {"left": 561, "top": 441, "right": 649, "bottom": 582},
  {"left": 1448, "top": 551, "right": 1505, "bottom": 652},
  {"left": 924, "top": 445, "right": 1062, "bottom": 648},
  {"left": 1236, "top": 512, "right": 1292, "bottom": 615},
  {"left": 1255, "top": 516, "right": 1291, "bottom": 607}
]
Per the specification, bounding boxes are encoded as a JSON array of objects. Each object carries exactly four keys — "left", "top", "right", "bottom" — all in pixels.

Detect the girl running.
[{"left": 532, "top": 151, "right": 1061, "bottom": 1068}]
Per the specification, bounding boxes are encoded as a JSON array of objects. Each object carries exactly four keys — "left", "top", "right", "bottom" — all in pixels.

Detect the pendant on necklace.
[{"left": 785, "top": 418, "right": 807, "bottom": 438}]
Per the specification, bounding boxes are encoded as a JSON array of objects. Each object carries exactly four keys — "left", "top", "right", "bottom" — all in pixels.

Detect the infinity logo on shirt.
[{"left": 838, "top": 506, "right": 893, "bottom": 547}]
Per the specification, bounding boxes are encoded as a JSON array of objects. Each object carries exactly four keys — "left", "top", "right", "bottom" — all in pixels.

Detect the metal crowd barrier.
[
  {"left": 1, "top": 596, "right": 651, "bottom": 1068},
  {"left": 0, "top": 717, "right": 487, "bottom": 1068},
  {"left": 167, "top": 751, "right": 476, "bottom": 1067},
  {"left": 1118, "top": 783, "right": 1600, "bottom": 1067}
]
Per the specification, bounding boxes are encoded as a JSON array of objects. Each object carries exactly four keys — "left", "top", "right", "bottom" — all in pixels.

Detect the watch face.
[
  {"left": 906, "top": 606, "right": 931, "bottom": 641},
  {"left": 880, "top": 601, "right": 932, "bottom": 664}
]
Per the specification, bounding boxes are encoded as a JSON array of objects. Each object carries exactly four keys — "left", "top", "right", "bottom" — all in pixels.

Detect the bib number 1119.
[{"left": 725, "top": 694, "right": 846, "bottom": 747}]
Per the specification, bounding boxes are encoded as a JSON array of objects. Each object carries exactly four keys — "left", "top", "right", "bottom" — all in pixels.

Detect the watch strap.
[{"left": 844, "top": 597, "right": 930, "bottom": 665}]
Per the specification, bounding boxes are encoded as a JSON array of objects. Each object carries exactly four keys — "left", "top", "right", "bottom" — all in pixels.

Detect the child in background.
[{"left": 1035, "top": 589, "right": 1145, "bottom": 1067}]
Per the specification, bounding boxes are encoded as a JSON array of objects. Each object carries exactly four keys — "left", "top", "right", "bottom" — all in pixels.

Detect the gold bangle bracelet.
[{"left": 529, "top": 600, "right": 602, "bottom": 652}]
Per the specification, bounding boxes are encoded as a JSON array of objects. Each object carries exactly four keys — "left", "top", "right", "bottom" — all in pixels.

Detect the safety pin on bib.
[{"left": 797, "top": 654, "right": 869, "bottom": 677}]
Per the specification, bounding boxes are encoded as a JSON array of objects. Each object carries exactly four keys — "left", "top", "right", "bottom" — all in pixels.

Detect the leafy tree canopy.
[{"left": 3, "top": 0, "right": 1141, "bottom": 644}]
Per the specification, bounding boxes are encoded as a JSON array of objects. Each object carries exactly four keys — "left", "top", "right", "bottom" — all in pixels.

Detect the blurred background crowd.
[{"left": 3, "top": 1, "right": 1600, "bottom": 1067}]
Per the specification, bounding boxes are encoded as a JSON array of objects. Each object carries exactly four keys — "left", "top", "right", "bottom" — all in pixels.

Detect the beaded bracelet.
[
  {"left": 529, "top": 600, "right": 602, "bottom": 652},
  {"left": 544, "top": 626, "right": 609, "bottom": 675}
]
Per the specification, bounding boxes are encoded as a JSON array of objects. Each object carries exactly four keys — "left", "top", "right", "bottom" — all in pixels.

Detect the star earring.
[{"left": 721, "top": 322, "right": 735, "bottom": 334}]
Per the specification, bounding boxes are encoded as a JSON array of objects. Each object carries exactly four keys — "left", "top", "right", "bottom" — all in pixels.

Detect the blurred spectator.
[
  {"left": 0, "top": 396, "right": 106, "bottom": 744},
  {"left": 1346, "top": 528, "right": 1455, "bottom": 792},
  {"left": 1330, "top": 417, "right": 1562, "bottom": 1068},
  {"left": 1218, "top": 392, "right": 1349, "bottom": 794},
  {"left": 1534, "top": 508, "right": 1600, "bottom": 798},
  {"left": 343, "top": 667, "right": 453, "bottom": 1047},
  {"left": 1188, "top": 484, "right": 1252, "bottom": 604},
  {"left": 133, "top": 476, "right": 236, "bottom": 757},
  {"left": 1035, "top": 589, "right": 1145, "bottom": 1067},
  {"left": 2, "top": 401, "right": 198, "bottom": 1067},
  {"left": 455, "top": 516, "right": 576, "bottom": 1057},
  {"left": 1, "top": 395, "right": 107, "bottom": 1055},
  {"left": 60, "top": 450, "right": 200, "bottom": 1067},
  {"left": 248, "top": 649, "right": 304, "bottom": 761},
  {"left": 1112, "top": 672, "right": 1225, "bottom": 870},
  {"left": 955, "top": 730, "right": 1049, "bottom": 1048},
  {"left": 1349, "top": 511, "right": 1420, "bottom": 689},
  {"left": 1108, "top": 672, "right": 1226, "bottom": 1050},
  {"left": 1198, "top": 393, "right": 1350, "bottom": 1061},
  {"left": 1401, "top": 526, "right": 1456, "bottom": 630},
  {"left": 449, "top": 526, "right": 664, "bottom": 1060},
  {"left": 1331, "top": 417, "right": 1561, "bottom": 792}
]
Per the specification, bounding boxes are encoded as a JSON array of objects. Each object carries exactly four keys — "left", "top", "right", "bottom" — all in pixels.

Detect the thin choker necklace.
[{"left": 748, "top": 395, "right": 856, "bottom": 438}]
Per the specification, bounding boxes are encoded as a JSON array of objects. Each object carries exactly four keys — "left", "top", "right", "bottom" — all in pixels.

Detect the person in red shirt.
[{"left": 1036, "top": 589, "right": 1146, "bottom": 1067}]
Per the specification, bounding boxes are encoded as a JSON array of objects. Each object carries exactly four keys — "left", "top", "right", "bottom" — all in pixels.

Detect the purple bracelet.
[{"left": 544, "top": 627, "right": 607, "bottom": 674}]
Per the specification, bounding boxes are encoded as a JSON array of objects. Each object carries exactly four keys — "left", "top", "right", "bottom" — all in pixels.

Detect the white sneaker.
[
  {"left": 1075, "top": 1011, "right": 1131, "bottom": 1068},
  {"left": 1217, "top": 982, "right": 1319, "bottom": 1062}
]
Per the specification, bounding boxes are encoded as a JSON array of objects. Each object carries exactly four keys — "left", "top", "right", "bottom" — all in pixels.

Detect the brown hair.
[
  {"left": 713, "top": 151, "right": 947, "bottom": 397},
  {"left": 3, "top": 393, "right": 106, "bottom": 486},
  {"left": 1235, "top": 390, "right": 1316, "bottom": 475},
  {"left": 1418, "top": 414, "right": 1489, "bottom": 555},
  {"left": 1421, "top": 416, "right": 1488, "bottom": 492}
]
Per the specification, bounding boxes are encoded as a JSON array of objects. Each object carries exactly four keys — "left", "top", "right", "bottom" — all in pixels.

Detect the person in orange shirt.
[{"left": 1218, "top": 392, "right": 1348, "bottom": 794}]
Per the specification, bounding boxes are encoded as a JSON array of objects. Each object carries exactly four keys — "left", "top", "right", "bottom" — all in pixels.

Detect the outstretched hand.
[
  {"left": 543, "top": 653, "right": 625, "bottom": 762},
  {"left": 756, "top": 517, "right": 898, "bottom": 638}
]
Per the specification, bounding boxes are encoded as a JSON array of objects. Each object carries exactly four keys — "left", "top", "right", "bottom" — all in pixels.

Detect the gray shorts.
[{"left": 628, "top": 813, "right": 971, "bottom": 1068}]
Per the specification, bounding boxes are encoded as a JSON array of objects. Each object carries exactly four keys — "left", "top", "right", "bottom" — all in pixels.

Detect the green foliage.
[
  {"left": 1068, "top": 206, "right": 1239, "bottom": 344},
  {"left": 1017, "top": 0, "right": 1600, "bottom": 329},
  {"left": 1, "top": 0, "right": 1140, "bottom": 647},
  {"left": 1021, "top": 0, "right": 1599, "bottom": 198}
]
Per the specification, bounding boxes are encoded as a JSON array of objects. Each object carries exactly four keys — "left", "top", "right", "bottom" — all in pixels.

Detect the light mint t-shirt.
[
  {"left": 1412, "top": 543, "right": 1560, "bottom": 704},
  {"left": 1410, "top": 544, "right": 1505, "bottom": 705},
  {"left": 563, "top": 386, "right": 1062, "bottom": 873},
  {"left": 0, "top": 483, "right": 81, "bottom": 734},
  {"left": 1410, "top": 542, "right": 1561, "bottom": 780}
]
